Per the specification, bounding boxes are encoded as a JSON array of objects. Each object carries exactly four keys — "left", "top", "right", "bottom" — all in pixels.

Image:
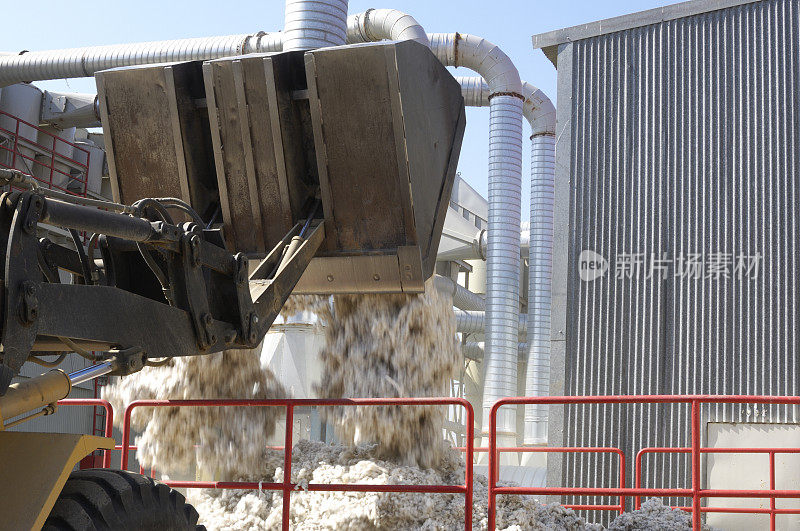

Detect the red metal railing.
[
  {"left": 488, "top": 395, "right": 800, "bottom": 531},
  {"left": 69, "top": 394, "right": 800, "bottom": 530},
  {"left": 636, "top": 447, "right": 800, "bottom": 531},
  {"left": 120, "top": 397, "right": 475, "bottom": 531},
  {"left": 461, "top": 446, "right": 626, "bottom": 515},
  {"left": 57, "top": 398, "right": 114, "bottom": 469},
  {"left": 0, "top": 109, "right": 90, "bottom": 196}
]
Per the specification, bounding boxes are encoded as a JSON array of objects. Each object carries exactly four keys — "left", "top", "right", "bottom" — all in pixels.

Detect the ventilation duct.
[
  {"left": 283, "top": 0, "right": 348, "bottom": 51},
  {"left": 523, "top": 83, "right": 555, "bottom": 446},
  {"left": 428, "top": 33, "right": 524, "bottom": 444},
  {"left": 0, "top": 33, "right": 282, "bottom": 87},
  {"left": 455, "top": 310, "right": 526, "bottom": 336},
  {"left": 433, "top": 275, "right": 485, "bottom": 312},
  {"left": 462, "top": 342, "right": 528, "bottom": 363},
  {"left": 40, "top": 91, "right": 100, "bottom": 129},
  {"left": 456, "top": 75, "right": 556, "bottom": 445},
  {"left": 347, "top": 8, "right": 428, "bottom": 47}
]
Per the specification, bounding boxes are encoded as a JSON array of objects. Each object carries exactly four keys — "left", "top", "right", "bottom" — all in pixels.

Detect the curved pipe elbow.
[
  {"left": 523, "top": 82, "right": 556, "bottom": 136},
  {"left": 456, "top": 76, "right": 555, "bottom": 136},
  {"left": 347, "top": 9, "right": 429, "bottom": 47},
  {"left": 428, "top": 33, "right": 522, "bottom": 96}
]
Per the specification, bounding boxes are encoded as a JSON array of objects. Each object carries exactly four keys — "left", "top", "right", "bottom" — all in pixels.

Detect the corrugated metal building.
[{"left": 534, "top": 0, "right": 800, "bottom": 525}]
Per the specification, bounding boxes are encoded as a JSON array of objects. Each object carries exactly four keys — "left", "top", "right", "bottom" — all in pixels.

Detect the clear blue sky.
[{"left": 2, "top": 0, "right": 674, "bottom": 217}]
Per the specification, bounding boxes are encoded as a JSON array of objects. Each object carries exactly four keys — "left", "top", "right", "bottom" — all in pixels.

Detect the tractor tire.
[{"left": 42, "top": 468, "right": 204, "bottom": 531}]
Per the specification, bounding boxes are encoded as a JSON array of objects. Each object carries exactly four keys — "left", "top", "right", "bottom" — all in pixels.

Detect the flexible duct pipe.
[
  {"left": 41, "top": 97, "right": 100, "bottom": 129},
  {"left": 440, "top": 224, "right": 540, "bottom": 262},
  {"left": 462, "top": 342, "right": 485, "bottom": 362},
  {"left": 0, "top": 33, "right": 283, "bottom": 87},
  {"left": 433, "top": 275, "right": 485, "bottom": 311},
  {"left": 283, "top": 0, "right": 348, "bottom": 51},
  {"left": 462, "top": 342, "right": 528, "bottom": 363},
  {"left": 347, "top": 9, "right": 428, "bottom": 47},
  {"left": 457, "top": 76, "right": 556, "bottom": 445},
  {"left": 455, "top": 309, "right": 526, "bottom": 336},
  {"left": 456, "top": 310, "right": 489, "bottom": 335},
  {"left": 429, "top": 34, "right": 524, "bottom": 442},
  {"left": 523, "top": 82, "right": 556, "bottom": 445},
  {"left": 457, "top": 76, "right": 491, "bottom": 108}
]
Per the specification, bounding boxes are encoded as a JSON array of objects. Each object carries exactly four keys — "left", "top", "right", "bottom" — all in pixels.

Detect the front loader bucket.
[{"left": 97, "top": 40, "right": 465, "bottom": 294}]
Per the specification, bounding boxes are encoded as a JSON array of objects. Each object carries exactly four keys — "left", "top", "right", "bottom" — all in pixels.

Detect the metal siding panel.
[{"left": 559, "top": 0, "right": 800, "bottom": 522}]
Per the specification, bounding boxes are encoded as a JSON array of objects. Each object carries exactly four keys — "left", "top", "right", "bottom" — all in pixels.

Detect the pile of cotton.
[
  {"left": 606, "top": 498, "right": 716, "bottom": 530},
  {"left": 188, "top": 440, "right": 603, "bottom": 531}
]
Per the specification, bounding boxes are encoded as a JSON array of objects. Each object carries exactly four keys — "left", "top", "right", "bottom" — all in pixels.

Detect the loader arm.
[{"left": 0, "top": 187, "right": 325, "bottom": 395}]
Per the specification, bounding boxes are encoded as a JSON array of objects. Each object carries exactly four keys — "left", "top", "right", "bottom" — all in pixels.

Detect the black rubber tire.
[{"left": 42, "top": 468, "right": 204, "bottom": 531}]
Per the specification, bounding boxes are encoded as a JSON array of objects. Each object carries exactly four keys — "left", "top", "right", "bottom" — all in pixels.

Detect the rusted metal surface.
[
  {"left": 97, "top": 62, "right": 216, "bottom": 218},
  {"left": 203, "top": 52, "right": 309, "bottom": 254},
  {"left": 300, "top": 40, "right": 465, "bottom": 292}
]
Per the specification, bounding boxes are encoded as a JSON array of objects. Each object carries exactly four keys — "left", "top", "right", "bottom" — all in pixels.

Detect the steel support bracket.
[
  {"left": 19, "top": 281, "right": 39, "bottom": 326},
  {"left": 179, "top": 232, "right": 216, "bottom": 350}
]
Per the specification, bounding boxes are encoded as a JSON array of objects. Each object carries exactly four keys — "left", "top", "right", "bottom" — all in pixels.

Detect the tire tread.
[{"left": 43, "top": 469, "right": 201, "bottom": 531}]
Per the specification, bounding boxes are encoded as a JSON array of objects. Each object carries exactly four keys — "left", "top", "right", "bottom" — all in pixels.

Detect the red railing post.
[
  {"left": 691, "top": 400, "right": 701, "bottom": 531},
  {"left": 618, "top": 450, "right": 626, "bottom": 514},
  {"left": 634, "top": 449, "right": 643, "bottom": 510},
  {"left": 488, "top": 400, "right": 501, "bottom": 531},
  {"left": 464, "top": 401, "right": 474, "bottom": 531},
  {"left": 100, "top": 400, "right": 114, "bottom": 469},
  {"left": 121, "top": 402, "right": 135, "bottom": 471},
  {"left": 769, "top": 451, "right": 776, "bottom": 531},
  {"left": 11, "top": 119, "right": 19, "bottom": 168},
  {"left": 48, "top": 139, "right": 55, "bottom": 187},
  {"left": 282, "top": 404, "right": 294, "bottom": 531}
]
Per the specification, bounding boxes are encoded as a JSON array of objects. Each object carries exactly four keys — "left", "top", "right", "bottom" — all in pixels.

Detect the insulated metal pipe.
[
  {"left": 0, "top": 33, "right": 282, "bottom": 87},
  {"left": 523, "top": 82, "right": 556, "bottom": 445},
  {"left": 455, "top": 309, "right": 526, "bottom": 336},
  {"left": 347, "top": 9, "right": 428, "bottom": 47},
  {"left": 524, "top": 131, "right": 555, "bottom": 444},
  {"left": 438, "top": 225, "right": 538, "bottom": 262},
  {"left": 283, "top": 0, "right": 349, "bottom": 51},
  {"left": 42, "top": 97, "right": 100, "bottom": 129},
  {"left": 429, "top": 34, "right": 525, "bottom": 441},
  {"left": 457, "top": 76, "right": 491, "bottom": 108},
  {"left": 456, "top": 76, "right": 556, "bottom": 445},
  {"left": 433, "top": 275, "right": 485, "bottom": 312},
  {"left": 462, "top": 342, "right": 528, "bottom": 363}
]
